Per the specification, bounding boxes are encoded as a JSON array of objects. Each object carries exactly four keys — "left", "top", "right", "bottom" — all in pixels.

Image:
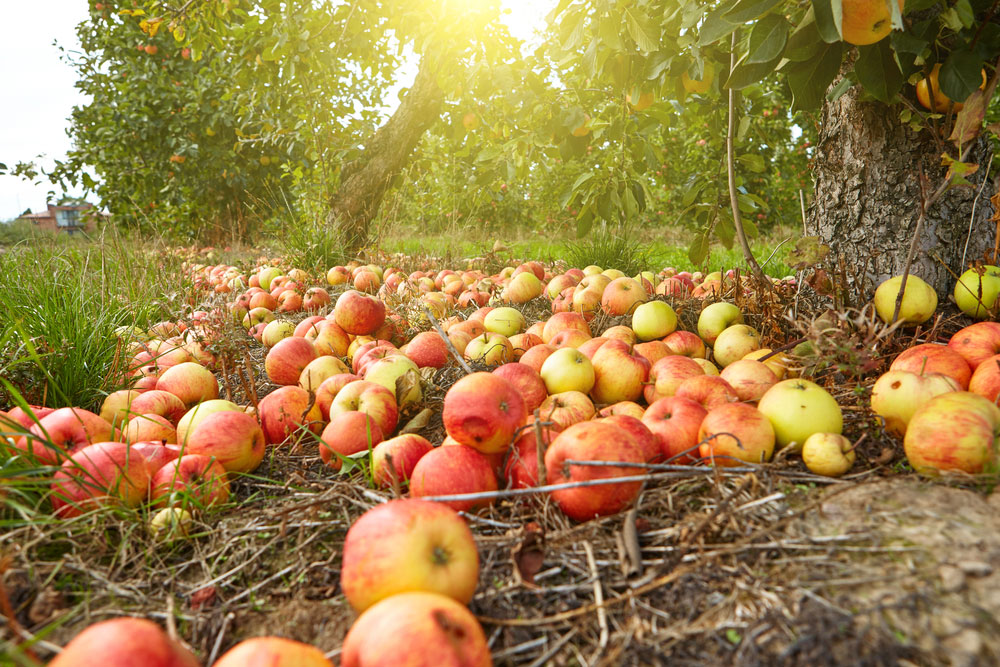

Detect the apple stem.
[{"left": 846, "top": 432, "right": 868, "bottom": 454}]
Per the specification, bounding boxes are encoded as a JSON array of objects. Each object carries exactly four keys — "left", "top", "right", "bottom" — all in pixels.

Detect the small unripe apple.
[{"left": 801, "top": 433, "right": 855, "bottom": 476}]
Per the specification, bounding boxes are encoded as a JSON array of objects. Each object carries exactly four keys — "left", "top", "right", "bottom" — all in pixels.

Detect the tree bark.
[
  {"left": 810, "top": 82, "right": 997, "bottom": 300},
  {"left": 326, "top": 52, "right": 445, "bottom": 254}
]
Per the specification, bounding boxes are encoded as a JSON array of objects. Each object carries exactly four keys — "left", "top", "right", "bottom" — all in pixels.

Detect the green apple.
[
  {"left": 697, "top": 302, "right": 743, "bottom": 345},
  {"left": 483, "top": 307, "right": 526, "bottom": 337},
  {"left": 631, "top": 301, "right": 678, "bottom": 341},
  {"left": 711, "top": 324, "right": 761, "bottom": 367},
  {"left": 954, "top": 265, "right": 1000, "bottom": 320},
  {"left": 757, "top": 379, "right": 842, "bottom": 450},
  {"left": 540, "top": 347, "right": 596, "bottom": 394},
  {"left": 801, "top": 433, "right": 855, "bottom": 476},
  {"left": 873, "top": 274, "right": 937, "bottom": 324}
]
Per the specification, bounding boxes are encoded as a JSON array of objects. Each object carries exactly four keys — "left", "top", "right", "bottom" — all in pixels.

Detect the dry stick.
[
  {"left": 422, "top": 306, "right": 472, "bottom": 374},
  {"left": 533, "top": 408, "right": 547, "bottom": 486},
  {"left": 207, "top": 612, "right": 235, "bottom": 666},
  {"left": 583, "top": 541, "right": 609, "bottom": 652},
  {"left": 726, "top": 31, "right": 766, "bottom": 285},
  {"left": 242, "top": 348, "right": 259, "bottom": 410},
  {"left": 622, "top": 506, "right": 643, "bottom": 577},
  {"left": 799, "top": 189, "right": 808, "bottom": 235}
]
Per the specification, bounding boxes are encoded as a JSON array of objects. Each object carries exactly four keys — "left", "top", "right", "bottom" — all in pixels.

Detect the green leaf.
[
  {"left": 786, "top": 42, "right": 843, "bottom": 111},
  {"left": 576, "top": 207, "right": 594, "bottom": 237},
  {"left": 726, "top": 52, "right": 782, "bottom": 89},
  {"left": 954, "top": 0, "right": 974, "bottom": 28},
  {"left": 940, "top": 51, "right": 984, "bottom": 103},
  {"left": 737, "top": 153, "right": 765, "bottom": 172},
  {"left": 827, "top": 75, "right": 854, "bottom": 102},
  {"left": 698, "top": 0, "right": 740, "bottom": 46},
  {"left": 855, "top": 40, "right": 903, "bottom": 103},
  {"left": 688, "top": 232, "right": 710, "bottom": 264},
  {"left": 812, "top": 0, "right": 843, "bottom": 44},
  {"left": 624, "top": 8, "right": 659, "bottom": 53},
  {"left": 724, "top": 0, "right": 784, "bottom": 24},
  {"left": 599, "top": 16, "right": 625, "bottom": 52},
  {"left": 737, "top": 115, "right": 751, "bottom": 139},
  {"left": 784, "top": 9, "right": 823, "bottom": 61},
  {"left": 747, "top": 15, "right": 789, "bottom": 64},
  {"left": 890, "top": 31, "right": 929, "bottom": 56}
]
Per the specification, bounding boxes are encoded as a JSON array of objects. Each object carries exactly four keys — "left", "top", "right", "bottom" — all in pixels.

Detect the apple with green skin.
[
  {"left": 903, "top": 391, "right": 1000, "bottom": 474},
  {"left": 329, "top": 380, "right": 398, "bottom": 437},
  {"left": 720, "top": 359, "right": 778, "bottom": 402},
  {"left": 257, "top": 266, "right": 283, "bottom": 290},
  {"left": 663, "top": 330, "right": 707, "bottom": 358},
  {"left": 874, "top": 274, "right": 938, "bottom": 324},
  {"left": 697, "top": 302, "right": 743, "bottom": 345},
  {"left": 155, "top": 362, "right": 219, "bottom": 408},
  {"left": 214, "top": 637, "right": 332, "bottom": 667},
  {"left": 757, "top": 379, "right": 843, "bottom": 450},
  {"left": 185, "top": 410, "right": 266, "bottom": 473},
  {"left": 341, "top": 592, "right": 491, "bottom": 667},
  {"left": 953, "top": 265, "right": 1000, "bottom": 319},
  {"left": 335, "top": 289, "right": 387, "bottom": 335},
  {"left": 364, "top": 355, "right": 422, "bottom": 408},
  {"left": 464, "top": 332, "right": 514, "bottom": 365},
  {"left": 352, "top": 339, "right": 398, "bottom": 373},
  {"left": 371, "top": 434, "right": 434, "bottom": 489},
  {"left": 340, "top": 498, "right": 479, "bottom": 612},
  {"left": 319, "top": 412, "right": 384, "bottom": 469},
  {"left": 890, "top": 343, "right": 971, "bottom": 389},
  {"left": 692, "top": 357, "right": 719, "bottom": 375},
  {"left": 51, "top": 442, "right": 153, "bottom": 517},
  {"left": 571, "top": 283, "right": 606, "bottom": 320},
  {"left": 870, "top": 370, "right": 961, "bottom": 438},
  {"left": 590, "top": 339, "right": 650, "bottom": 404},
  {"left": 540, "top": 346, "right": 596, "bottom": 395},
  {"left": 492, "top": 362, "right": 548, "bottom": 413},
  {"left": 802, "top": 433, "right": 856, "bottom": 476},
  {"left": 99, "top": 389, "right": 140, "bottom": 429},
  {"left": 546, "top": 274, "right": 579, "bottom": 299},
  {"left": 969, "top": 354, "right": 1000, "bottom": 403},
  {"left": 150, "top": 454, "right": 230, "bottom": 508},
  {"left": 948, "top": 321, "right": 1000, "bottom": 370},
  {"left": 631, "top": 300, "right": 678, "bottom": 341},
  {"left": 698, "top": 402, "right": 775, "bottom": 466},
  {"left": 484, "top": 306, "right": 526, "bottom": 337},
  {"left": 242, "top": 306, "right": 275, "bottom": 329},
  {"left": 299, "top": 355, "right": 351, "bottom": 392},
  {"left": 409, "top": 444, "right": 498, "bottom": 512},
  {"left": 537, "top": 390, "right": 596, "bottom": 431},
  {"left": 265, "top": 336, "right": 318, "bottom": 386},
  {"left": 261, "top": 319, "right": 296, "bottom": 348},
  {"left": 258, "top": 385, "right": 323, "bottom": 445},
  {"left": 711, "top": 324, "right": 762, "bottom": 368},
  {"left": 314, "top": 373, "right": 361, "bottom": 420},
  {"left": 545, "top": 421, "right": 646, "bottom": 521},
  {"left": 442, "top": 372, "right": 525, "bottom": 454},
  {"left": 643, "top": 355, "right": 704, "bottom": 403},
  {"left": 48, "top": 618, "right": 201, "bottom": 667}
]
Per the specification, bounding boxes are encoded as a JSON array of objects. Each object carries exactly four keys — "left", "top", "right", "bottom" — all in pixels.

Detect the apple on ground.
[
  {"left": 548, "top": 328, "right": 592, "bottom": 348},
  {"left": 711, "top": 324, "right": 762, "bottom": 368},
  {"left": 720, "top": 359, "right": 778, "bottom": 402},
  {"left": 598, "top": 414, "right": 660, "bottom": 462},
  {"left": 265, "top": 336, "right": 318, "bottom": 386},
  {"left": 757, "top": 379, "right": 843, "bottom": 450},
  {"left": 364, "top": 355, "right": 423, "bottom": 408},
  {"left": 953, "top": 265, "right": 1000, "bottom": 319},
  {"left": 904, "top": 391, "right": 1000, "bottom": 475},
  {"left": 334, "top": 289, "right": 387, "bottom": 335},
  {"left": 99, "top": 389, "right": 141, "bottom": 429},
  {"left": 258, "top": 385, "right": 324, "bottom": 445},
  {"left": 544, "top": 421, "right": 646, "bottom": 521},
  {"left": 598, "top": 401, "right": 646, "bottom": 420},
  {"left": 409, "top": 444, "right": 498, "bottom": 513},
  {"left": 371, "top": 434, "right": 434, "bottom": 489},
  {"left": 319, "top": 412, "right": 384, "bottom": 469},
  {"left": 802, "top": 433, "right": 856, "bottom": 476},
  {"left": 261, "top": 319, "right": 296, "bottom": 348},
  {"left": 541, "top": 312, "right": 591, "bottom": 343},
  {"left": 589, "top": 339, "right": 650, "bottom": 404},
  {"left": 155, "top": 362, "right": 219, "bottom": 407},
  {"left": 537, "top": 390, "right": 596, "bottom": 431},
  {"left": 697, "top": 302, "right": 743, "bottom": 345},
  {"left": 634, "top": 340, "right": 671, "bottom": 365},
  {"left": 662, "top": 330, "right": 707, "bottom": 358},
  {"left": 340, "top": 592, "right": 491, "bottom": 667},
  {"left": 50, "top": 442, "right": 153, "bottom": 518},
  {"left": 213, "top": 638, "right": 332, "bottom": 667},
  {"left": 184, "top": 410, "right": 266, "bottom": 473},
  {"left": 601, "top": 277, "right": 647, "bottom": 316},
  {"left": 492, "top": 362, "right": 548, "bottom": 414},
  {"left": 15, "top": 407, "right": 115, "bottom": 465},
  {"left": 969, "top": 354, "right": 1000, "bottom": 403},
  {"left": 175, "top": 399, "right": 242, "bottom": 445},
  {"left": 603, "top": 325, "right": 637, "bottom": 345},
  {"left": 124, "top": 413, "right": 177, "bottom": 444},
  {"left": 519, "top": 343, "right": 556, "bottom": 373},
  {"left": 442, "top": 372, "right": 526, "bottom": 454},
  {"left": 890, "top": 343, "right": 971, "bottom": 389},
  {"left": 870, "top": 370, "right": 961, "bottom": 437},
  {"left": 329, "top": 379, "right": 399, "bottom": 437},
  {"left": 463, "top": 332, "right": 514, "bottom": 365},
  {"left": 150, "top": 453, "right": 230, "bottom": 508},
  {"left": 48, "top": 617, "right": 201, "bottom": 667},
  {"left": 298, "top": 355, "right": 351, "bottom": 392},
  {"left": 642, "top": 396, "right": 708, "bottom": 463},
  {"left": 404, "top": 331, "right": 451, "bottom": 368},
  {"left": 314, "top": 373, "right": 361, "bottom": 420},
  {"left": 873, "top": 274, "right": 937, "bottom": 324},
  {"left": 698, "top": 402, "right": 776, "bottom": 466},
  {"left": 948, "top": 321, "right": 1000, "bottom": 370},
  {"left": 503, "top": 416, "right": 560, "bottom": 488},
  {"left": 643, "top": 355, "right": 705, "bottom": 403},
  {"left": 130, "top": 389, "right": 187, "bottom": 424},
  {"left": 340, "top": 498, "right": 479, "bottom": 612},
  {"left": 631, "top": 300, "right": 678, "bottom": 341},
  {"left": 484, "top": 306, "right": 526, "bottom": 337}
]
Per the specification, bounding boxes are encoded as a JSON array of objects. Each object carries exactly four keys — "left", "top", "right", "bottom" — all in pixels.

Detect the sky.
[{"left": 0, "top": 1, "right": 552, "bottom": 222}]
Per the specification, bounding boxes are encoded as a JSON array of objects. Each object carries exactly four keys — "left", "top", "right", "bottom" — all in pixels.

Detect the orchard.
[{"left": 2, "top": 0, "right": 1000, "bottom": 664}]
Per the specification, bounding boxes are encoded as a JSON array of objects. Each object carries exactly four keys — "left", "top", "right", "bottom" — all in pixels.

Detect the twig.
[
  {"left": 207, "top": 612, "right": 235, "bottom": 666},
  {"left": 799, "top": 189, "right": 807, "bottom": 235},
  {"left": 583, "top": 541, "right": 609, "bottom": 652},
  {"left": 524, "top": 629, "right": 578, "bottom": 667},
  {"left": 533, "top": 408, "right": 546, "bottom": 487},
  {"left": 622, "top": 506, "right": 643, "bottom": 577},
  {"left": 422, "top": 306, "right": 472, "bottom": 374}
]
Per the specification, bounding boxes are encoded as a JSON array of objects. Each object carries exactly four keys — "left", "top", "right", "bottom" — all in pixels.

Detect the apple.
[
  {"left": 590, "top": 339, "right": 650, "bottom": 404},
  {"left": 484, "top": 306, "right": 526, "bottom": 337},
  {"left": 711, "top": 324, "right": 762, "bottom": 368},
  {"left": 742, "top": 348, "right": 791, "bottom": 379},
  {"left": 340, "top": 498, "right": 479, "bottom": 612},
  {"left": 802, "top": 433, "right": 856, "bottom": 476},
  {"left": 371, "top": 434, "right": 434, "bottom": 489},
  {"left": 571, "top": 283, "right": 606, "bottom": 320},
  {"left": 335, "top": 289, "right": 387, "bottom": 335},
  {"left": 154, "top": 362, "right": 219, "bottom": 407},
  {"left": 697, "top": 302, "right": 743, "bottom": 345},
  {"left": 503, "top": 416, "right": 560, "bottom": 488},
  {"left": 463, "top": 332, "right": 514, "bottom": 365},
  {"left": 329, "top": 380, "right": 399, "bottom": 437},
  {"left": 545, "top": 421, "right": 646, "bottom": 521},
  {"left": 51, "top": 442, "right": 153, "bottom": 517},
  {"left": 548, "top": 328, "right": 592, "bottom": 348},
  {"left": 642, "top": 396, "right": 707, "bottom": 463},
  {"left": 319, "top": 412, "right": 384, "bottom": 469},
  {"left": 954, "top": 265, "right": 1000, "bottom": 319},
  {"left": 870, "top": 370, "right": 961, "bottom": 438},
  {"left": 185, "top": 410, "right": 266, "bottom": 473},
  {"left": 492, "top": 362, "right": 548, "bottom": 414},
  {"left": 502, "top": 271, "right": 543, "bottom": 303},
  {"left": 48, "top": 617, "right": 200, "bottom": 667},
  {"left": 258, "top": 385, "right": 324, "bottom": 445},
  {"left": 904, "top": 391, "right": 1000, "bottom": 474},
  {"left": 698, "top": 402, "right": 775, "bottom": 466},
  {"left": 260, "top": 319, "right": 296, "bottom": 348},
  {"left": 4, "top": 404, "right": 54, "bottom": 429},
  {"left": 643, "top": 355, "right": 704, "bottom": 403},
  {"left": 720, "top": 359, "right": 778, "bottom": 402},
  {"left": 293, "top": 315, "right": 325, "bottom": 338},
  {"left": 655, "top": 277, "right": 692, "bottom": 298},
  {"left": 149, "top": 507, "right": 193, "bottom": 542},
  {"left": 248, "top": 291, "right": 279, "bottom": 311},
  {"left": 757, "top": 379, "right": 843, "bottom": 450},
  {"left": 298, "top": 355, "right": 351, "bottom": 392},
  {"left": 99, "top": 389, "right": 140, "bottom": 429},
  {"left": 519, "top": 343, "right": 556, "bottom": 374},
  {"left": 129, "top": 389, "right": 187, "bottom": 424},
  {"left": 150, "top": 453, "right": 230, "bottom": 508},
  {"left": 404, "top": 331, "right": 451, "bottom": 368},
  {"left": 175, "top": 399, "right": 241, "bottom": 445},
  {"left": 601, "top": 277, "right": 647, "bottom": 316},
  {"left": 314, "top": 373, "right": 361, "bottom": 420},
  {"left": 948, "top": 321, "right": 1000, "bottom": 370},
  {"left": 302, "top": 286, "right": 331, "bottom": 312},
  {"left": 409, "top": 444, "right": 498, "bottom": 512},
  {"left": 599, "top": 414, "right": 660, "bottom": 462},
  {"left": 265, "top": 336, "right": 318, "bottom": 386},
  {"left": 540, "top": 347, "right": 595, "bottom": 395},
  {"left": 242, "top": 306, "right": 275, "bottom": 329},
  {"left": 14, "top": 407, "right": 114, "bottom": 465},
  {"left": 213, "top": 637, "right": 332, "bottom": 666},
  {"left": 340, "top": 592, "right": 491, "bottom": 667},
  {"left": 634, "top": 340, "right": 671, "bottom": 366},
  {"left": 537, "top": 391, "right": 596, "bottom": 431},
  {"left": 598, "top": 401, "right": 645, "bottom": 420},
  {"left": 442, "top": 372, "right": 526, "bottom": 454},
  {"left": 663, "top": 330, "right": 707, "bottom": 359},
  {"left": 631, "top": 301, "right": 678, "bottom": 341},
  {"left": 890, "top": 343, "right": 971, "bottom": 389},
  {"left": 969, "top": 354, "right": 1000, "bottom": 403},
  {"left": 675, "top": 374, "right": 739, "bottom": 410},
  {"left": 352, "top": 339, "right": 397, "bottom": 373},
  {"left": 874, "top": 274, "right": 937, "bottom": 324},
  {"left": 604, "top": 324, "right": 639, "bottom": 343},
  {"left": 124, "top": 413, "right": 177, "bottom": 444},
  {"left": 130, "top": 441, "right": 180, "bottom": 477}
]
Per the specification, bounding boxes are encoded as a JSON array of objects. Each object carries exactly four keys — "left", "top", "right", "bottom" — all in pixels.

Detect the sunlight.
[{"left": 499, "top": 0, "right": 554, "bottom": 45}]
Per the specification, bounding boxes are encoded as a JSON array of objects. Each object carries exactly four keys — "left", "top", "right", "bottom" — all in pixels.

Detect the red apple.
[
  {"left": 130, "top": 389, "right": 187, "bottom": 424},
  {"left": 642, "top": 396, "right": 708, "bottom": 463},
  {"left": 99, "top": 389, "right": 141, "bottom": 429},
  {"left": 299, "top": 355, "right": 351, "bottom": 392},
  {"left": 698, "top": 402, "right": 776, "bottom": 466},
  {"left": 335, "top": 289, "right": 387, "bottom": 335},
  {"left": 306, "top": 320, "right": 351, "bottom": 357},
  {"left": 537, "top": 390, "right": 596, "bottom": 431},
  {"left": 51, "top": 442, "right": 153, "bottom": 517},
  {"left": 340, "top": 498, "right": 479, "bottom": 612},
  {"left": 371, "top": 434, "right": 434, "bottom": 489},
  {"left": 293, "top": 315, "right": 325, "bottom": 338},
  {"left": 904, "top": 391, "right": 1000, "bottom": 474},
  {"left": 519, "top": 343, "right": 557, "bottom": 374},
  {"left": 720, "top": 359, "right": 778, "bottom": 402},
  {"left": 329, "top": 380, "right": 399, "bottom": 437},
  {"left": 590, "top": 339, "right": 650, "bottom": 404},
  {"left": 634, "top": 340, "right": 672, "bottom": 365},
  {"left": 405, "top": 331, "right": 451, "bottom": 368},
  {"left": 871, "top": 370, "right": 962, "bottom": 437},
  {"left": 597, "top": 401, "right": 646, "bottom": 420},
  {"left": 175, "top": 399, "right": 242, "bottom": 445},
  {"left": 600, "top": 277, "right": 647, "bottom": 316},
  {"left": 314, "top": 373, "right": 361, "bottom": 420},
  {"left": 150, "top": 454, "right": 230, "bottom": 508},
  {"left": 265, "top": 336, "right": 318, "bottom": 385},
  {"left": 319, "top": 412, "right": 384, "bottom": 469},
  {"left": 492, "top": 363, "right": 548, "bottom": 414},
  {"left": 503, "top": 417, "right": 560, "bottom": 488},
  {"left": 969, "top": 354, "right": 1000, "bottom": 403},
  {"left": 644, "top": 355, "right": 705, "bottom": 403},
  {"left": 124, "top": 413, "right": 177, "bottom": 444},
  {"left": 154, "top": 361, "right": 219, "bottom": 407},
  {"left": 891, "top": 343, "right": 972, "bottom": 389},
  {"left": 15, "top": 407, "right": 114, "bottom": 465},
  {"left": 598, "top": 414, "right": 659, "bottom": 462},
  {"left": 409, "top": 444, "right": 498, "bottom": 512},
  {"left": 541, "top": 312, "right": 591, "bottom": 343},
  {"left": 258, "top": 385, "right": 324, "bottom": 445},
  {"left": 185, "top": 410, "right": 266, "bottom": 473},
  {"left": 675, "top": 374, "right": 740, "bottom": 410},
  {"left": 948, "top": 321, "right": 1000, "bottom": 370},
  {"left": 214, "top": 637, "right": 331, "bottom": 666},
  {"left": 48, "top": 618, "right": 200, "bottom": 667},
  {"left": 442, "top": 372, "right": 526, "bottom": 454}
]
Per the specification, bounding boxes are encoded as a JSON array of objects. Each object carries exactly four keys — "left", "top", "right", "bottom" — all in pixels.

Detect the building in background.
[{"left": 17, "top": 203, "right": 104, "bottom": 235}]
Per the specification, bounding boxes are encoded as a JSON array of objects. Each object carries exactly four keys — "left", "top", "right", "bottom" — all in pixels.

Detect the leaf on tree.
[
  {"left": 747, "top": 14, "right": 789, "bottom": 64},
  {"left": 724, "top": 0, "right": 784, "bottom": 24},
  {"left": 698, "top": 0, "right": 740, "bottom": 46},
  {"left": 950, "top": 89, "right": 986, "bottom": 148},
  {"left": 788, "top": 236, "right": 831, "bottom": 269},
  {"left": 941, "top": 153, "right": 979, "bottom": 186},
  {"left": 510, "top": 522, "right": 546, "bottom": 588},
  {"left": 726, "top": 51, "right": 783, "bottom": 89},
  {"left": 811, "top": 0, "right": 843, "bottom": 43},
  {"left": 786, "top": 42, "right": 843, "bottom": 111},
  {"left": 940, "top": 51, "right": 984, "bottom": 102},
  {"left": 855, "top": 40, "right": 903, "bottom": 103},
  {"left": 688, "top": 232, "right": 710, "bottom": 265},
  {"left": 624, "top": 8, "right": 659, "bottom": 53}
]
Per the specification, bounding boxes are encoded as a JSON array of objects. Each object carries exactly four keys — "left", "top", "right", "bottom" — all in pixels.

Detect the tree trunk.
[
  {"left": 810, "top": 81, "right": 997, "bottom": 301},
  {"left": 326, "top": 53, "right": 445, "bottom": 254}
]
